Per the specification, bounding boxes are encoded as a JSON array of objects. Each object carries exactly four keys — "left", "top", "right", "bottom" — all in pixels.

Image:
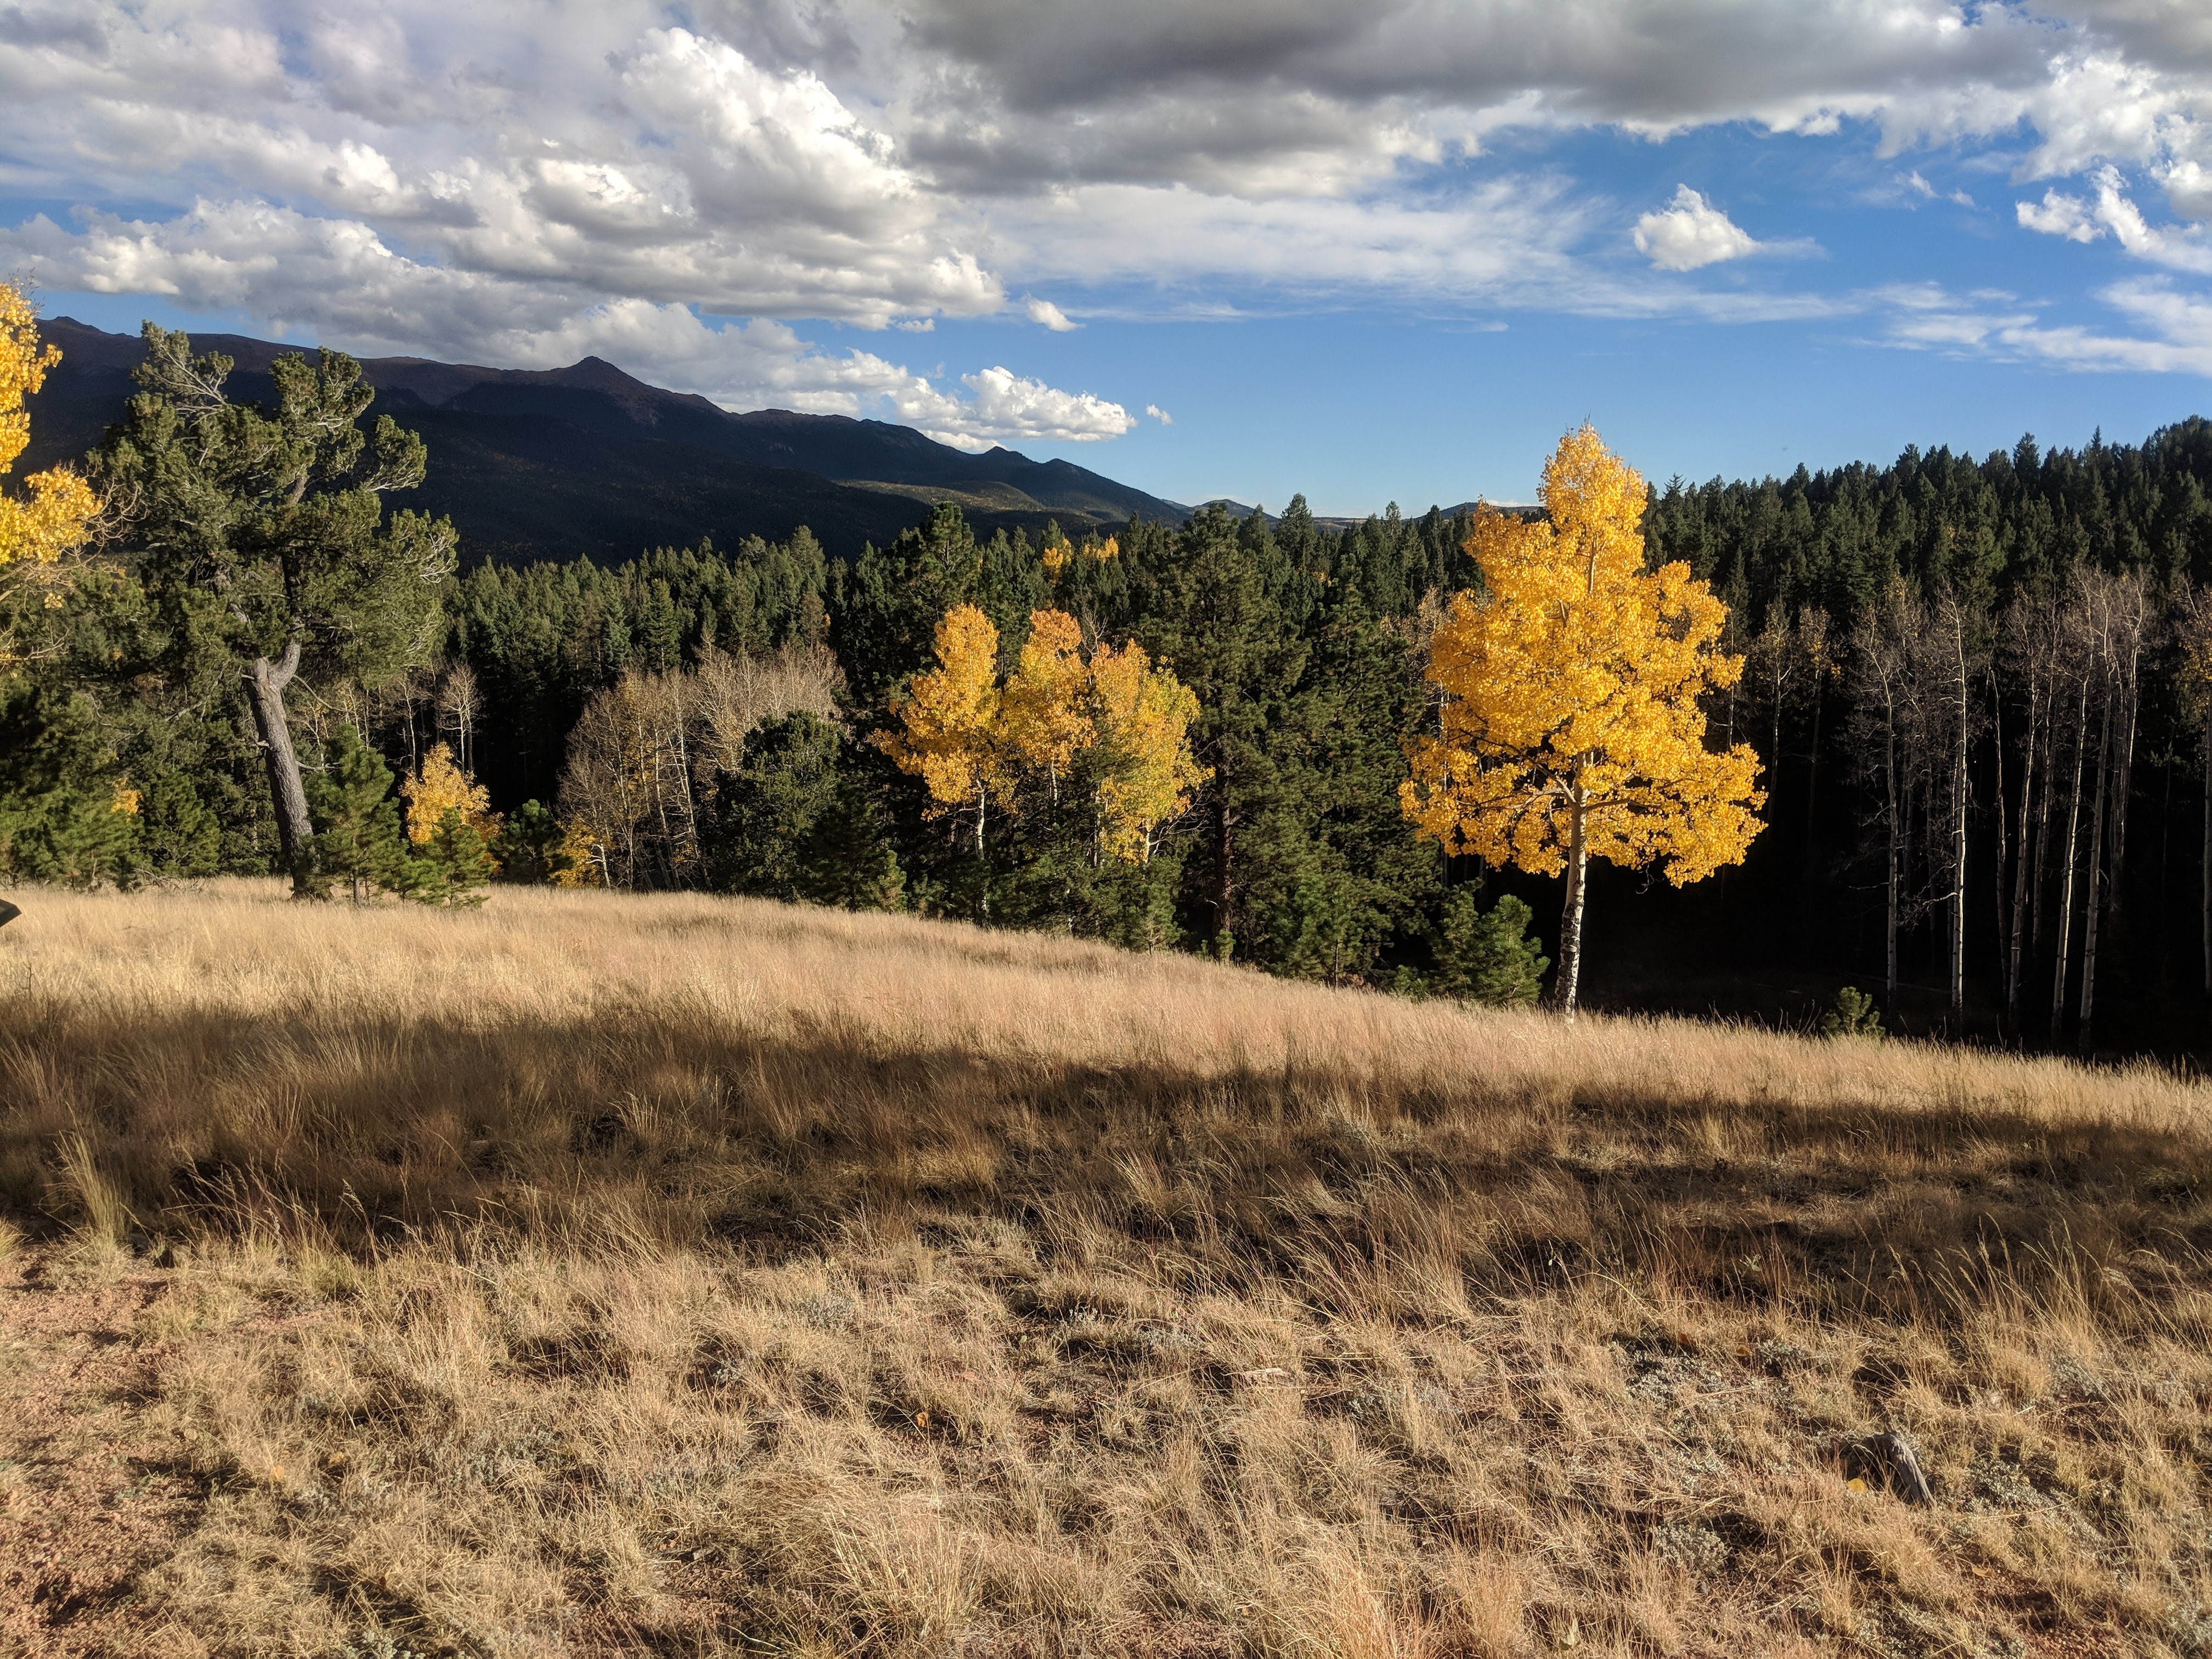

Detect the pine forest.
[{"left": 12, "top": 301, "right": 2212, "bottom": 1058}]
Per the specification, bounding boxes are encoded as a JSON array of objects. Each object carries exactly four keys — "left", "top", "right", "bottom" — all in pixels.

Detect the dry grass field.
[{"left": 3, "top": 882, "right": 2212, "bottom": 1657}]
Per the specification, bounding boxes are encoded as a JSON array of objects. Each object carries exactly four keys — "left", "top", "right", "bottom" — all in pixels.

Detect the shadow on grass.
[{"left": 9, "top": 1000, "right": 2212, "bottom": 1333}]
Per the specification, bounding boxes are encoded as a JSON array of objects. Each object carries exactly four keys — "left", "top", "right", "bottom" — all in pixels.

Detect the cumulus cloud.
[
  {"left": 7, "top": 0, "right": 2212, "bottom": 404},
  {"left": 917, "top": 368, "right": 1136, "bottom": 447},
  {"left": 2015, "top": 167, "right": 2212, "bottom": 273},
  {"left": 1146, "top": 404, "right": 1173, "bottom": 425},
  {"left": 1633, "top": 186, "right": 1760, "bottom": 271}
]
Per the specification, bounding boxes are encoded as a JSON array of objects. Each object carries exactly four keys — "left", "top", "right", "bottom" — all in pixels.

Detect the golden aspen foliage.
[
  {"left": 0, "top": 283, "right": 100, "bottom": 646},
  {"left": 879, "top": 603, "right": 1205, "bottom": 865},
  {"left": 1401, "top": 424, "right": 1763, "bottom": 1012},
  {"left": 400, "top": 743, "right": 496, "bottom": 845},
  {"left": 550, "top": 819, "right": 606, "bottom": 887},
  {"left": 1087, "top": 637, "right": 1207, "bottom": 863},
  {"left": 874, "top": 603, "right": 1012, "bottom": 843},
  {"left": 1040, "top": 532, "right": 1119, "bottom": 582},
  {"left": 1000, "top": 607, "right": 1093, "bottom": 797}
]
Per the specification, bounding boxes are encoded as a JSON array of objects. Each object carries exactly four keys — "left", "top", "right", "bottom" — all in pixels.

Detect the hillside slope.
[
  {"left": 2, "top": 882, "right": 2207, "bottom": 1657},
  {"left": 21, "top": 318, "right": 1188, "bottom": 562}
]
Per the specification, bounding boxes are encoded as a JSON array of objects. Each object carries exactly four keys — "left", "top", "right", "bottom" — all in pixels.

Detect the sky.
[{"left": 7, "top": 3, "right": 2212, "bottom": 514}]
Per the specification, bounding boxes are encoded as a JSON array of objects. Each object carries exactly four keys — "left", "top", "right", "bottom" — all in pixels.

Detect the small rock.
[{"left": 1850, "top": 1430, "right": 1933, "bottom": 1504}]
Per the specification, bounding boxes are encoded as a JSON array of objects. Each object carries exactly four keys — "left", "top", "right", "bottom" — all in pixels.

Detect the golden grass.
[{"left": 4, "top": 880, "right": 2212, "bottom": 1657}]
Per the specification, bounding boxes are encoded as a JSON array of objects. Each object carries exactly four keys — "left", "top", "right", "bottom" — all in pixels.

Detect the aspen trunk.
[
  {"left": 1884, "top": 703, "right": 1900, "bottom": 1015},
  {"left": 2050, "top": 674, "right": 2089, "bottom": 1041},
  {"left": 2032, "top": 683, "right": 2057, "bottom": 956},
  {"left": 974, "top": 783, "right": 990, "bottom": 921},
  {"left": 2006, "top": 675, "right": 2040, "bottom": 1038},
  {"left": 2203, "top": 703, "right": 2211, "bottom": 997},
  {"left": 671, "top": 712, "right": 699, "bottom": 870},
  {"left": 245, "top": 642, "right": 314, "bottom": 891},
  {"left": 1990, "top": 675, "right": 2008, "bottom": 1032},
  {"left": 2106, "top": 641, "right": 2141, "bottom": 953},
  {"left": 2084, "top": 646, "right": 2140, "bottom": 1049},
  {"left": 1949, "top": 608, "right": 1969, "bottom": 1025},
  {"left": 1804, "top": 678, "right": 1822, "bottom": 859},
  {"left": 2078, "top": 682, "right": 2115, "bottom": 1053},
  {"left": 1555, "top": 781, "right": 1590, "bottom": 1020}
]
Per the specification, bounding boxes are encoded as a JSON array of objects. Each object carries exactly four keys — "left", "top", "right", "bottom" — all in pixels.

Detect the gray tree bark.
[
  {"left": 2078, "top": 681, "right": 2115, "bottom": 1054},
  {"left": 244, "top": 641, "right": 312, "bottom": 889},
  {"left": 1946, "top": 601, "right": 1970, "bottom": 1025},
  {"left": 2050, "top": 673, "right": 2090, "bottom": 1042}
]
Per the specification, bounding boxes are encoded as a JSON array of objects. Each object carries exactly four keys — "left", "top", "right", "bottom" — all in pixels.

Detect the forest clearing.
[{"left": 3, "top": 882, "right": 2209, "bottom": 1656}]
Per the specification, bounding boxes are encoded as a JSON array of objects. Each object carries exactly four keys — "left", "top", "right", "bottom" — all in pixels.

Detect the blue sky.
[{"left": 8, "top": 3, "right": 2212, "bottom": 515}]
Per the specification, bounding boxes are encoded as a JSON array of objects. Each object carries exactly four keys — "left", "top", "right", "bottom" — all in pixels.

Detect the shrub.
[
  {"left": 1818, "top": 985, "right": 1884, "bottom": 1040},
  {"left": 1431, "top": 890, "right": 1548, "bottom": 1006}
]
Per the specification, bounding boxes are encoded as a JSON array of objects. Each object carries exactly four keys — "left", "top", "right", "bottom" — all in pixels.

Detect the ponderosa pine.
[{"left": 91, "top": 325, "right": 455, "bottom": 892}]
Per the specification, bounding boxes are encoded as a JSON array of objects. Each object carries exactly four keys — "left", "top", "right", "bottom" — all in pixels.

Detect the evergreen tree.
[
  {"left": 1431, "top": 890, "right": 1549, "bottom": 1006},
  {"left": 416, "top": 806, "right": 495, "bottom": 906},
  {"left": 0, "top": 681, "right": 139, "bottom": 887},
  {"left": 702, "top": 710, "right": 848, "bottom": 900},
  {"left": 1130, "top": 504, "right": 1310, "bottom": 955},
  {"left": 91, "top": 326, "right": 456, "bottom": 890},
  {"left": 134, "top": 768, "right": 222, "bottom": 877},
  {"left": 701, "top": 713, "right": 904, "bottom": 910},
  {"left": 304, "top": 725, "right": 414, "bottom": 903},
  {"left": 490, "top": 800, "right": 574, "bottom": 884}
]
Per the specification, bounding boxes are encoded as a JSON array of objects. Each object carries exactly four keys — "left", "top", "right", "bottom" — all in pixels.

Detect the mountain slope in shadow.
[{"left": 21, "top": 318, "right": 1188, "bottom": 563}]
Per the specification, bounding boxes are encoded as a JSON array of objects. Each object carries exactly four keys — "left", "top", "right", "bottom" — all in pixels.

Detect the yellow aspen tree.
[
  {"left": 1000, "top": 608, "right": 1092, "bottom": 802},
  {"left": 400, "top": 742, "right": 496, "bottom": 844},
  {"left": 1401, "top": 424, "right": 1764, "bottom": 1016},
  {"left": 876, "top": 602, "right": 1010, "bottom": 855},
  {"left": 1041, "top": 531, "right": 1073, "bottom": 581},
  {"left": 0, "top": 283, "right": 100, "bottom": 658},
  {"left": 1041, "top": 533, "right": 1117, "bottom": 584},
  {"left": 1087, "top": 639, "right": 1206, "bottom": 863},
  {"left": 551, "top": 819, "right": 607, "bottom": 887}
]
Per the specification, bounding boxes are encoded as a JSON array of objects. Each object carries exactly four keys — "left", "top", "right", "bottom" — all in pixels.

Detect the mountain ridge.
[{"left": 20, "top": 318, "right": 1191, "bottom": 564}]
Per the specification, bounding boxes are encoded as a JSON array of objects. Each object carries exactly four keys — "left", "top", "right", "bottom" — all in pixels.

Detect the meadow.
[{"left": 3, "top": 881, "right": 2210, "bottom": 1657}]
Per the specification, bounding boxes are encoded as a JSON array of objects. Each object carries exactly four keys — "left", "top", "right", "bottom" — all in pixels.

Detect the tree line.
[{"left": 8, "top": 297, "right": 2212, "bottom": 1053}]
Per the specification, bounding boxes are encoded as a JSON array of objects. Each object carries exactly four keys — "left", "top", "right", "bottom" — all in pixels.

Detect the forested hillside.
[
  {"left": 18, "top": 318, "right": 1187, "bottom": 563},
  {"left": 8, "top": 304, "right": 2212, "bottom": 1054}
]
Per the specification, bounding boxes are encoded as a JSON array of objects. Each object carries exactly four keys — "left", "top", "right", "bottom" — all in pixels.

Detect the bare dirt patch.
[{"left": 0, "top": 1253, "right": 200, "bottom": 1658}]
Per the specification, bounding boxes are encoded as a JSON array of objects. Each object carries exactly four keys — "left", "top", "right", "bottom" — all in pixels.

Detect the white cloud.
[
  {"left": 8, "top": 0, "right": 2212, "bottom": 402},
  {"left": 1869, "top": 275, "right": 2212, "bottom": 377},
  {"left": 2017, "top": 166, "right": 2212, "bottom": 273},
  {"left": 1145, "top": 404, "right": 1173, "bottom": 425},
  {"left": 932, "top": 366, "right": 1136, "bottom": 446},
  {"left": 2019, "top": 189, "right": 2102, "bottom": 242},
  {"left": 0, "top": 206, "right": 1121, "bottom": 444},
  {"left": 1901, "top": 170, "right": 1975, "bottom": 207},
  {"left": 1633, "top": 186, "right": 1760, "bottom": 271}
]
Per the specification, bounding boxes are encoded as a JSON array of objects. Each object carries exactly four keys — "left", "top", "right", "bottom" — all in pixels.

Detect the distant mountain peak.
[{"left": 24, "top": 315, "right": 1192, "bottom": 565}]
